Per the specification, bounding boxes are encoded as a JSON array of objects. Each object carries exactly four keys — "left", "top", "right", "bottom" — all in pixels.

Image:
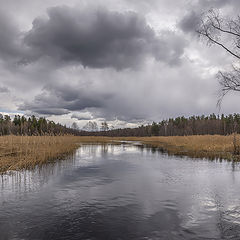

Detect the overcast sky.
[{"left": 0, "top": 0, "right": 240, "bottom": 129}]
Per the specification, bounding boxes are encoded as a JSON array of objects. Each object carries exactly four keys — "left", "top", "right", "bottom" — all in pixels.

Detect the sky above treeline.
[{"left": 0, "top": 0, "right": 240, "bottom": 129}]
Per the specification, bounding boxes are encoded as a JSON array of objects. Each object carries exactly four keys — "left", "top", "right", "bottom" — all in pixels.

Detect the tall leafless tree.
[{"left": 197, "top": 9, "right": 240, "bottom": 106}]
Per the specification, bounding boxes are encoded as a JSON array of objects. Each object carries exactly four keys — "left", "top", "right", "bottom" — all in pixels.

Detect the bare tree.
[
  {"left": 82, "top": 121, "right": 98, "bottom": 132},
  {"left": 217, "top": 66, "right": 240, "bottom": 104},
  {"left": 71, "top": 122, "right": 79, "bottom": 130},
  {"left": 197, "top": 9, "right": 240, "bottom": 106},
  {"left": 101, "top": 121, "right": 109, "bottom": 131}
]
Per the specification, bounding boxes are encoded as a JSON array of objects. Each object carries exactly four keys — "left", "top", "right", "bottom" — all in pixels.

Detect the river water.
[{"left": 1, "top": 143, "right": 240, "bottom": 239}]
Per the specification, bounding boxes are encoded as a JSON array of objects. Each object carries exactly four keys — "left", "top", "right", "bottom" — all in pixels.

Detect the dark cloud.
[
  {"left": 153, "top": 31, "right": 186, "bottom": 65},
  {"left": 0, "top": 10, "right": 35, "bottom": 67},
  {"left": 0, "top": 11, "right": 22, "bottom": 60},
  {"left": 92, "top": 107, "right": 147, "bottom": 122},
  {"left": 18, "top": 83, "right": 111, "bottom": 115},
  {"left": 31, "top": 108, "right": 70, "bottom": 116},
  {"left": 71, "top": 112, "right": 93, "bottom": 121},
  {"left": 178, "top": 11, "right": 200, "bottom": 33},
  {"left": 1, "top": 0, "right": 240, "bottom": 128},
  {"left": 179, "top": 0, "right": 240, "bottom": 34},
  {"left": 0, "top": 86, "right": 10, "bottom": 93},
  {"left": 23, "top": 6, "right": 186, "bottom": 69},
  {"left": 196, "top": 0, "right": 240, "bottom": 9}
]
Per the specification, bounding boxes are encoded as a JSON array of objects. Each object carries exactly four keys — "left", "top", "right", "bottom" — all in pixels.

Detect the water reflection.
[{"left": 1, "top": 143, "right": 240, "bottom": 239}]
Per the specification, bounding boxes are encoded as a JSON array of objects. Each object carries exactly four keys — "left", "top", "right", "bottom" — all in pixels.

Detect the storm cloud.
[
  {"left": 23, "top": 6, "right": 186, "bottom": 69},
  {"left": 0, "top": 11, "right": 24, "bottom": 61},
  {"left": 178, "top": 0, "right": 240, "bottom": 34},
  {"left": 19, "top": 82, "right": 111, "bottom": 115},
  {"left": 0, "top": 0, "right": 240, "bottom": 129},
  {"left": 71, "top": 112, "right": 93, "bottom": 121},
  {"left": 0, "top": 86, "right": 9, "bottom": 93},
  {"left": 196, "top": 0, "right": 240, "bottom": 9},
  {"left": 178, "top": 11, "right": 201, "bottom": 33}
]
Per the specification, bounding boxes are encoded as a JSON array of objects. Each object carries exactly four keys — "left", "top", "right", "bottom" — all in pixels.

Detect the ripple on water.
[{"left": 1, "top": 144, "right": 240, "bottom": 239}]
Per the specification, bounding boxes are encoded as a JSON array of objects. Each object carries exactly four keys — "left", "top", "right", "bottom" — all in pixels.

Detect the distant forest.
[
  {"left": 0, "top": 114, "right": 79, "bottom": 136},
  {"left": 1, "top": 113, "right": 240, "bottom": 137},
  {"left": 83, "top": 113, "right": 240, "bottom": 137}
]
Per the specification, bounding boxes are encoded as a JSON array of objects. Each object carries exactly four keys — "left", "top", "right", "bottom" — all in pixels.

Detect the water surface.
[{"left": 1, "top": 143, "right": 240, "bottom": 239}]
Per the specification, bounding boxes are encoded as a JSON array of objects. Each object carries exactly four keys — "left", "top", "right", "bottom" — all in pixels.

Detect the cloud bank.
[{"left": 0, "top": 0, "right": 240, "bottom": 128}]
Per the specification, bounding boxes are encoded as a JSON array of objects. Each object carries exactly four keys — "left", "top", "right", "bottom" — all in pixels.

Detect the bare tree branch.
[
  {"left": 197, "top": 9, "right": 240, "bottom": 107},
  {"left": 197, "top": 9, "right": 240, "bottom": 60},
  {"left": 217, "top": 66, "right": 240, "bottom": 108}
]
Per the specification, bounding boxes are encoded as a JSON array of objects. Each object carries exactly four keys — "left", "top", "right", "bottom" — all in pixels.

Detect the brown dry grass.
[
  {"left": 116, "top": 135, "right": 240, "bottom": 160},
  {"left": 0, "top": 136, "right": 113, "bottom": 173},
  {"left": 0, "top": 135, "right": 239, "bottom": 173}
]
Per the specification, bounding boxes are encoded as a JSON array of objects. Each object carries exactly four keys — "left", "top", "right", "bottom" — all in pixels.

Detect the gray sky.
[{"left": 0, "top": 0, "right": 240, "bottom": 128}]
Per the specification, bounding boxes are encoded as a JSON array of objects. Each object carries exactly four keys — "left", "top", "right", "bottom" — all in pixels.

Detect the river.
[{"left": 1, "top": 143, "right": 240, "bottom": 239}]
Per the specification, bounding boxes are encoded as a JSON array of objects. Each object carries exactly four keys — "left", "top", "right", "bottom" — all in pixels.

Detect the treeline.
[
  {"left": 83, "top": 113, "right": 240, "bottom": 137},
  {"left": 2, "top": 113, "right": 240, "bottom": 137},
  {"left": 0, "top": 114, "right": 79, "bottom": 136}
]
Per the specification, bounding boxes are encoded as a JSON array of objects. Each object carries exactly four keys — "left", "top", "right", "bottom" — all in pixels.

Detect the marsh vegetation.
[
  {"left": 1, "top": 135, "right": 240, "bottom": 173},
  {"left": 0, "top": 136, "right": 120, "bottom": 173}
]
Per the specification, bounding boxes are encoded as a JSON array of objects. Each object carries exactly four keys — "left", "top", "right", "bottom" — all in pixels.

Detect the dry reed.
[
  {"left": 116, "top": 135, "right": 240, "bottom": 160},
  {"left": 0, "top": 135, "right": 239, "bottom": 173},
  {"left": 0, "top": 136, "right": 119, "bottom": 173}
]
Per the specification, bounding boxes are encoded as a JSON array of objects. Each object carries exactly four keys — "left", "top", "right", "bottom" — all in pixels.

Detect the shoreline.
[
  {"left": 118, "top": 135, "right": 240, "bottom": 161},
  {"left": 0, "top": 135, "right": 239, "bottom": 173}
]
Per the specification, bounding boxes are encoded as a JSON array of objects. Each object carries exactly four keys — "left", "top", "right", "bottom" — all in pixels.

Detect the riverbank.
[
  {"left": 0, "top": 135, "right": 239, "bottom": 173},
  {"left": 118, "top": 135, "right": 240, "bottom": 161},
  {"left": 0, "top": 136, "right": 111, "bottom": 173}
]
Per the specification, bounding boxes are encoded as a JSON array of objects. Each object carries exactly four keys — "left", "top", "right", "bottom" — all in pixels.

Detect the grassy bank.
[
  {"left": 0, "top": 136, "right": 112, "bottom": 173},
  {"left": 0, "top": 135, "right": 239, "bottom": 173},
  {"left": 117, "top": 135, "right": 240, "bottom": 161}
]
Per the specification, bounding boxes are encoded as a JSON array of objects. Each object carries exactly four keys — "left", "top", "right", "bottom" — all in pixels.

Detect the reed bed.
[
  {"left": 0, "top": 135, "right": 239, "bottom": 173},
  {"left": 0, "top": 136, "right": 119, "bottom": 173},
  {"left": 0, "top": 136, "right": 76, "bottom": 173},
  {"left": 117, "top": 135, "right": 240, "bottom": 160}
]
